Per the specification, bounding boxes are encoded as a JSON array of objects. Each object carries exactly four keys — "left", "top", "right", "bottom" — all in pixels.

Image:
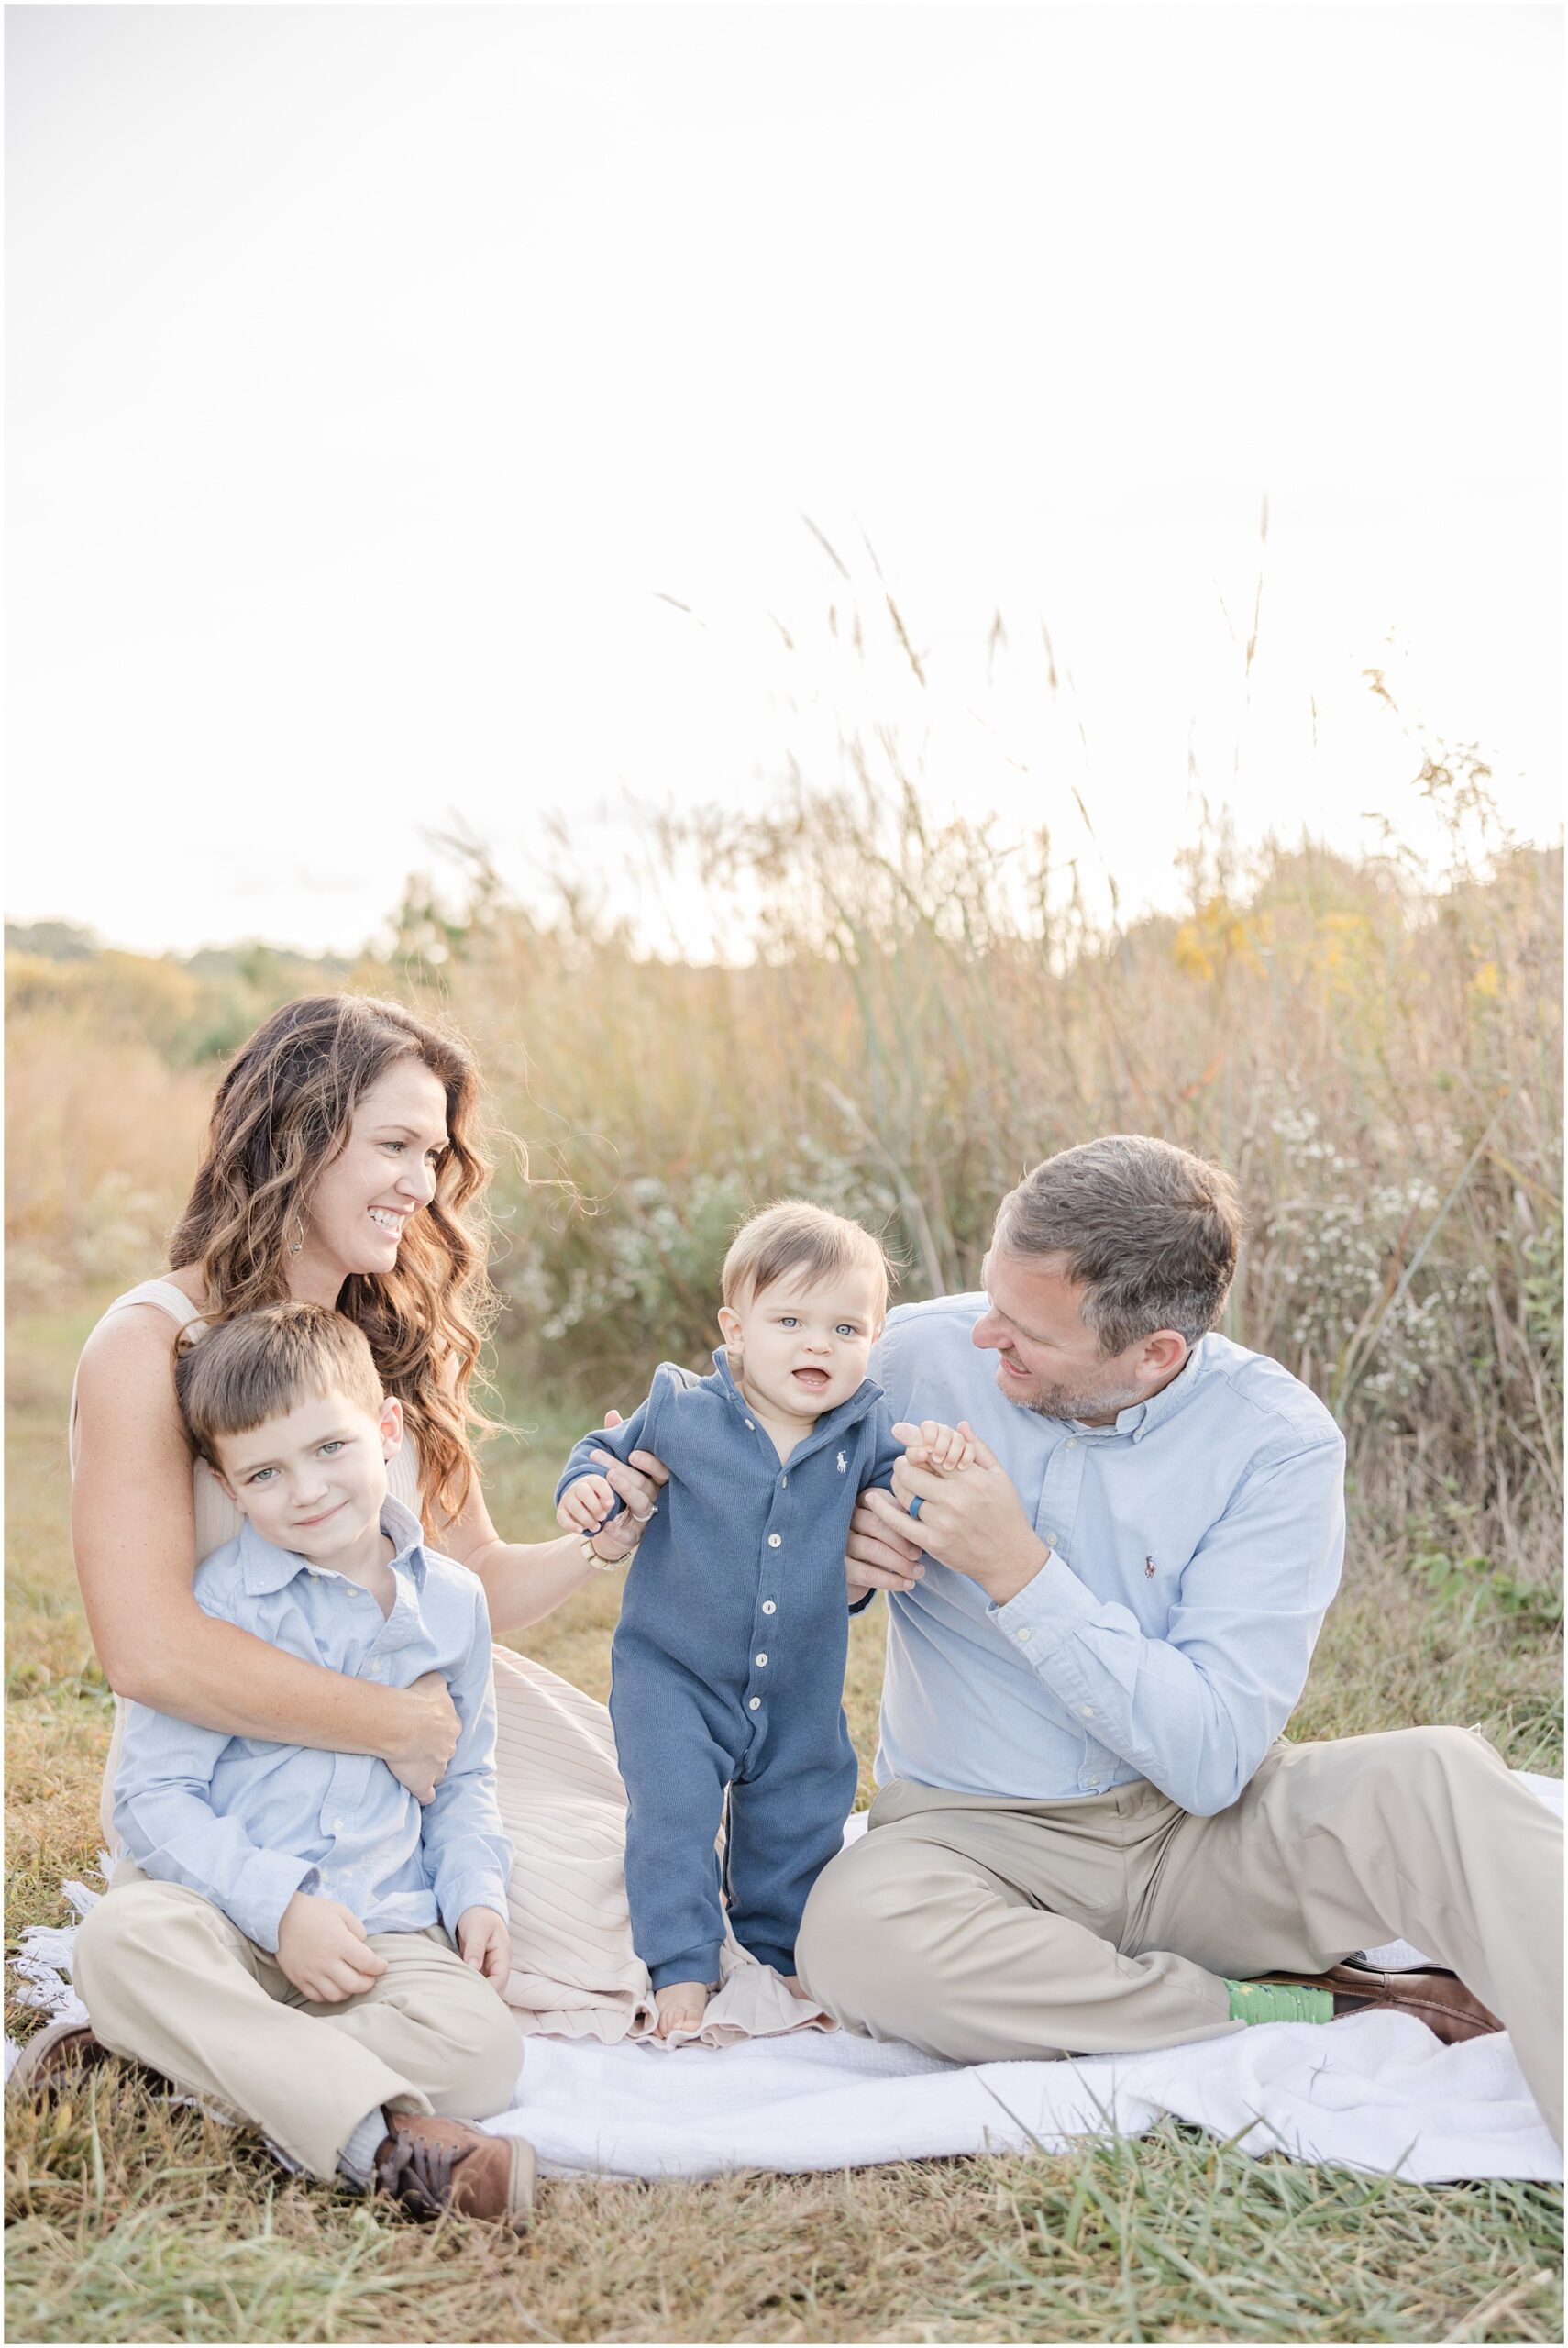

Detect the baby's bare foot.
[{"left": 655, "top": 1981, "right": 711, "bottom": 2039}]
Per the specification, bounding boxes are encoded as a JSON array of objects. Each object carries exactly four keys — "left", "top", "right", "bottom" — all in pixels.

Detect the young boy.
[
  {"left": 558, "top": 1201, "right": 925, "bottom": 2041},
  {"left": 70, "top": 1304, "right": 535, "bottom": 2228}
]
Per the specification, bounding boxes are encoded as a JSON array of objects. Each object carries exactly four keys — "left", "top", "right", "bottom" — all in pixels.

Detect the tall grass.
[{"left": 6, "top": 774, "right": 1562, "bottom": 1596}]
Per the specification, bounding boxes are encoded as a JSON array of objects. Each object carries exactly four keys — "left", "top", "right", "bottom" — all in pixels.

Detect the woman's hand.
[
  {"left": 384, "top": 1670, "right": 462, "bottom": 1803},
  {"left": 583, "top": 1408, "right": 669, "bottom": 1563},
  {"left": 845, "top": 1490, "right": 925, "bottom": 1605}
]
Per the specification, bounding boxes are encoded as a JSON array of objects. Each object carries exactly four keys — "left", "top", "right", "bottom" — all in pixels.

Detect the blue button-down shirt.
[
  {"left": 113, "top": 1497, "right": 513, "bottom": 1951},
  {"left": 869, "top": 1296, "right": 1346, "bottom": 1815}
]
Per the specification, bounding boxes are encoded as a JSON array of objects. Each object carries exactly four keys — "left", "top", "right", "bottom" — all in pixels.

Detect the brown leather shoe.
[
  {"left": 8, "top": 2018, "right": 174, "bottom": 2103},
  {"left": 1256, "top": 1963, "right": 1503, "bottom": 2044},
  {"left": 372, "top": 2112, "right": 536, "bottom": 2228}
]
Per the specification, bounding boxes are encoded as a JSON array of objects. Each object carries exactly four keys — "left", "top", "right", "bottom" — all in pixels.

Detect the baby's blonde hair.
[{"left": 721, "top": 1200, "right": 894, "bottom": 1319}]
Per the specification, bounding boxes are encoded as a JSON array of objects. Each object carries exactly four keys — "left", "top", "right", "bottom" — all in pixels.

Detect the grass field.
[{"left": 6, "top": 1295, "right": 1562, "bottom": 2345}]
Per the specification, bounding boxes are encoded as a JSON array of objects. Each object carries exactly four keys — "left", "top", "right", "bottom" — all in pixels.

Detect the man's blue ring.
[{"left": 907, "top": 1493, "right": 924, "bottom": 1522}]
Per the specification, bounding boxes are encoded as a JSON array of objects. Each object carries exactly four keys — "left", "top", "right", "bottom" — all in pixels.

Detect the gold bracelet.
[{"left": 580, "top": 1533, "right": 640, "bottom": 1572}]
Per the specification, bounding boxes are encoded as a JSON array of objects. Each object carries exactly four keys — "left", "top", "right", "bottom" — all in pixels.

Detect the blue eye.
[
  {"left": 778, "top": 1315, "right": 798, "bottom": 1328},
  {"left": 835, "top": 1324, "right": 858, "bottom": 1336},
  {"left": 318, "top": 1442, "right": 344, "bottom": 1457},
  {"left": 248, "top": 1468, "right": 276, "bottom": 1485}
]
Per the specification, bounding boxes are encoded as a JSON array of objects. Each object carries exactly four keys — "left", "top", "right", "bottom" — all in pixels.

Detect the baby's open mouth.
[{"left": 792, "top": 1368, "right": 831, "bottom": 1389}]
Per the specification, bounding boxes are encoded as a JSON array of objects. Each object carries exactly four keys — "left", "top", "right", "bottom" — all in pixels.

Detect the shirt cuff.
[
  {"left": 988, "top": 1548, "right": 1104, "bottom": 1656},
  {"left": 436, "top": 1876, "right": 512, "bottom": 1939},
  {"left": 228, "top": 1851, "right": 320, "bottom": 1952}
]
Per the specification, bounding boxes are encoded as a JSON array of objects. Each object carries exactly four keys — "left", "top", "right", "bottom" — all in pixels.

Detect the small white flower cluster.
[{"left": 1263, "top": 1116, "right": 1455, "bottom": 1408}]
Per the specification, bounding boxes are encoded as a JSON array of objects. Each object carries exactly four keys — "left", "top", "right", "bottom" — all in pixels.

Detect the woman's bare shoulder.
[{"left": 77, "top": 1270, "right": 205, "bottom": 1379}]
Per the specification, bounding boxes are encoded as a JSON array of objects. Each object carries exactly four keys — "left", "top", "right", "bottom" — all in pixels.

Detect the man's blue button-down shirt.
[
  {"left": 870, "top": 1296, "right": 1346, "bottom": 1816},
  {"left": 113, "top": 1497, "right": 513, "bottom": 1952}
]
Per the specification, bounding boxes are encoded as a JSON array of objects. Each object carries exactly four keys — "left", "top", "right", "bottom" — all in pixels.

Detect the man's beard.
[{"left": 1000, "top": 1360, "right": 1145, "bottom": 1424}]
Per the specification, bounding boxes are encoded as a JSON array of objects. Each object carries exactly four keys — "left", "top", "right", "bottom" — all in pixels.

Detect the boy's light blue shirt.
[
  {"left": 113, "top": 1496, "right": 513, "bottom": 1952},
  {"left": 870, "top": 1296, "right": 1347, "bottom": 1817}
]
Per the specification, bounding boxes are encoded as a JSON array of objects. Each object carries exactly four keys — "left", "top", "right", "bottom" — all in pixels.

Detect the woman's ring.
[
  {"left": 632, "top": 1504, "right": 657, "bottom": 1523},
  {"left": 907, "top": 1494, "right": 924, "bottom": 1522}
]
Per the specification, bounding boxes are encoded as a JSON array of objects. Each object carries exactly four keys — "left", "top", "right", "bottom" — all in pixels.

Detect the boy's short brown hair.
[
  {"left": 721, "top": 1201, "right": 894, "bottom": 1319},
  {"left": 174, "top": 1303, "right": 384, "bottom": 1466}
]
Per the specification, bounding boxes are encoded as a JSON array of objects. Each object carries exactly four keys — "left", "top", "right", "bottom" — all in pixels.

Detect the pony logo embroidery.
[
  {"left": 836, "top": 1451, "right": 848, "bottom": 1474},
  {"left": 1144, "top": 1556, "right": 1157, "bottom": 1578}
]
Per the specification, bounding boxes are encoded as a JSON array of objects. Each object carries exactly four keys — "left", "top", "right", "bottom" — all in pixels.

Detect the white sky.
[{"left": 6, "top": 1, "right": 1562, "bottom": 959}]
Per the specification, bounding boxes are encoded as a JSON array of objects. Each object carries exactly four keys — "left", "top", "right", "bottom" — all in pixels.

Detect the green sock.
[{"left": 1224, "top": 1978, "right": 1335, "bottom": 2026}]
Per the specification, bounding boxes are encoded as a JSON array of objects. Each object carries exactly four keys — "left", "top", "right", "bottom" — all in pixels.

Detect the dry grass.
[{"left": 6, "top": 1301, "right": 1562, "bottom": 2344}]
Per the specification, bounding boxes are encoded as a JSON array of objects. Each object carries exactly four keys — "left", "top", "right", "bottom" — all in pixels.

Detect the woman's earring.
[{"left": 288, "top": 1213, "right": 306, "bottom": 1257}]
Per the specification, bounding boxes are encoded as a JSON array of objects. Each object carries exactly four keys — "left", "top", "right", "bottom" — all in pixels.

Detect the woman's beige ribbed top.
[{"left": 69, "top": 1277, "right": 423, "bottom": 1555}]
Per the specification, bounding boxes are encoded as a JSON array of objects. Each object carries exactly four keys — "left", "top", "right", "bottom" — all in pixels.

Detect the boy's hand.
[
  {"left": 276, "top": 1892, "right": 388, "bottom": 2003},
  {"left": 895, "top": 1419, "right": 978, "bottom": 1475},
  {"left": 458, "top": 1906, "right": 512, "bottom": 1987},
  {"left": 557, "top": 1474, "right": 617, "bottom": 1536}
]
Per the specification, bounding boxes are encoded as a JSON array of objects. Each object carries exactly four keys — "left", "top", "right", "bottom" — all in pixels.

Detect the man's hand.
[
  {"left": 879, "top": 1422, "right": 1050, "bottom": 1608},
  {"left": 277, "top": 1892, "right": 389, "bottom": 2003},
  {"left": 845, "top": 1490, "right": 925, "bottom": 1605},
  {"left": 385, "top": 1671, "right": 461, "bottom": 1804},
  {"left": 457, "top": 1906, "right": 513, "bottom": 1988},
  {"left": 557, "top": 1474, "right": 617, "bottom": 1537},
  {"left": 583, "top": 1410, "right": 668, "bottom": 1562}
]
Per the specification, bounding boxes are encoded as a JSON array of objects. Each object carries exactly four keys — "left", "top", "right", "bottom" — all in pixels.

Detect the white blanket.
[
  {"left": 481, "top": 2002, "right": 1562, "bottom": 2186},
  {"left": 477, "top": 1772, "right": 1562, "bottom": 2187},
  {"left": 12, "top": 1773, "right": 1560, "bottom": 2187}
]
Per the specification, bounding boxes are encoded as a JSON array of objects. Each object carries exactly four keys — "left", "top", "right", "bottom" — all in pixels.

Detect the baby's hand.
[
  {"left": 457, "top": 1906, "right": 512, "bottom": 1988},
  {"left": 896, "top": 1419, "right": 977, "bottom": 1475},
  {"left": 557, "top": 1474, "right": 617, "bottom": 1535}
]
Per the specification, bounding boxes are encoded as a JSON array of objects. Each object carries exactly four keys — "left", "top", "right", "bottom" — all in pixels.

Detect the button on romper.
[{"left": 558, "top": 1354, "right": 901, "bottom": 1991}]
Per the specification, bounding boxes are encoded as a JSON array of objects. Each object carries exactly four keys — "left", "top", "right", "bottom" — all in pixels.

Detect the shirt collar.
[
  {"left": 238, "top": 1493, "right": 427, "bottom": 1595},
  {"left": 1088, "top": 1335, "right": 1209, "bottom": 1443},
  {"left": 710, "top": 1347, "right": 881, "bottom": 1435}
]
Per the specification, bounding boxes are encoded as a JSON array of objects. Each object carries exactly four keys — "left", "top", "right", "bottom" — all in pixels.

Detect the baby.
[{"left": 557, "top": 1201, "right": 919, "bottom": 2039}]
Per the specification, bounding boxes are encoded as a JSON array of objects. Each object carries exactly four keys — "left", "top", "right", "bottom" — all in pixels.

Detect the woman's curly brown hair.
[{"left": 168, "top": 994, "right": 501, "bottom": 1524}]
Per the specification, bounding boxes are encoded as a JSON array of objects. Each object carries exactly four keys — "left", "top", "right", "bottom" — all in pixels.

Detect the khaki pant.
[
  {"left": 74, "top": 1864, "right": 525, "bottom": 2179},
  {"left": 797, "top": 1727, "right": 1564, "bottom": 2148}
]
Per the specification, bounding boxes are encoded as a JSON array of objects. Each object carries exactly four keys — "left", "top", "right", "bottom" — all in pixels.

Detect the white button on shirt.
[
  {"left": 748, "top": 1697, "right": 762, "bottom": 1711},
  {"left": 755, "top": 1653, "right": 768, "bottom": 1667},
  {"left": 767, "top": 1534, "right": 782, "bottom": 1548},
  {"left": 762, "top": 1600, "right": 777, "bottom": 1615}
]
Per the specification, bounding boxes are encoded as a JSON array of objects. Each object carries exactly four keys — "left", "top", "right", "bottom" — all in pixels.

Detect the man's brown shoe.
[
  {"left": 1258, "top": 1963, "right": 1503, "bottom": 2044},
  {"left": 372, "top": 2112, "right": 536, "bottom": 2228}
]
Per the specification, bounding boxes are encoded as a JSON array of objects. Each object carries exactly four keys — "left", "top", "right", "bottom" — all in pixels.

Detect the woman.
[{"left": 70, "top": 993, "right": 663, "bottom": 1834}]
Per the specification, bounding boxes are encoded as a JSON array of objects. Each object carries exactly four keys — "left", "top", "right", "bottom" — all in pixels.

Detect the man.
[{"left": 798, "top": 1135, "right": 1563, "bottom": 2149}]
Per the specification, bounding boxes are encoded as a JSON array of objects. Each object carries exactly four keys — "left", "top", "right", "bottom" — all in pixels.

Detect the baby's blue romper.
[{"left": 558, "top": 1353, "right": 902, "bottom": 1991}]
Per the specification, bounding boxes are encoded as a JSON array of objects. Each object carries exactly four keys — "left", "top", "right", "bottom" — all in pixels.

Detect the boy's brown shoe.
[
  {"left": 7, "top": 2019, "right": 164, "bottom": 2100},
  {"left": 372, "top": 2112, "right": 536, "bottom": 2228},
  {"left": 1255, "top": 1963, "right": 1503, "bottom": 2043}
]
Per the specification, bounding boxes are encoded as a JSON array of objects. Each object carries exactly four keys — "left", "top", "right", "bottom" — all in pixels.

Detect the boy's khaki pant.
[
  {"left": 73, "top": 1864, "right": 525, "bottom": 2179},
  {"left": 797, "top": 1727, "right": 1564, "bottom": 2147}
]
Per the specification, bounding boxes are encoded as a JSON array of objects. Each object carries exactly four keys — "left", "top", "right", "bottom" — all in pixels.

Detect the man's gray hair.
[{"left": 994, "top": 1135, "right": 1242, "bottom": 1355}]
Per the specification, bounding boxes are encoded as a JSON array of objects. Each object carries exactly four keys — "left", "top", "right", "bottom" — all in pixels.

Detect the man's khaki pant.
[
  {"left": 73, "top": 1865, "right": 525, "bottom": 2179},
  {"left": 797, "top": 1727, "right": 1564, "bottom": 2148}
]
